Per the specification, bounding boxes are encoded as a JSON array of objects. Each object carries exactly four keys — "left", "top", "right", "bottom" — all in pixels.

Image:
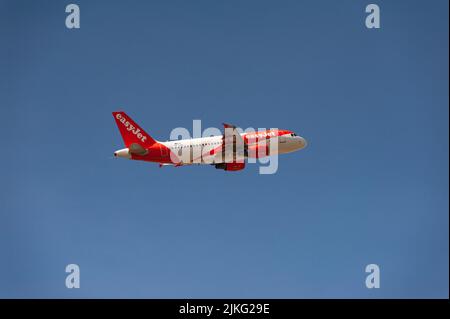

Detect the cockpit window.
[{"left": 290, "top": 133, "right": 297, "bottom": 137}]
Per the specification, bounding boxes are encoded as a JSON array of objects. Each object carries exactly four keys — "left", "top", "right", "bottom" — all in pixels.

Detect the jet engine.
[{"left": 214, "top": 162, "right": 245, "bottom": 171}]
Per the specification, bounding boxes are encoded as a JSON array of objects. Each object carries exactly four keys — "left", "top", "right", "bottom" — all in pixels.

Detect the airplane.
[{"left": 112, "top": 111, "right": 307, "bottom": 171}]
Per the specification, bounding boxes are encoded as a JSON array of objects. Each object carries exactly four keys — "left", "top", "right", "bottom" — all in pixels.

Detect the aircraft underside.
[{"left": 112, "top": 111, "right": 307, "bottom": 172}]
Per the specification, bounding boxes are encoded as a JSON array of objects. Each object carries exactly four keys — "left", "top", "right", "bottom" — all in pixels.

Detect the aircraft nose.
[{"left": 297, "top": 136, "right": 307, "bottom": 149}]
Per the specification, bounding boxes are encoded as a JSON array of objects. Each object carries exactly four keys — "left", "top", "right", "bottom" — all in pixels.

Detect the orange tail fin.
[{"left": 112, "top": 111, "right": 157, "bottom": 148}]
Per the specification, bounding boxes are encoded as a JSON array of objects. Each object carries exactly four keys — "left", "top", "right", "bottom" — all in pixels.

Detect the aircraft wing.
[
  {"left": 221, "top": 123, "right": 246, "bottom": 163},
  {"left": 222, "top": 123, "right": 246, "bottom": 146},
  {"left": 191, "top": 123, "right": 246, "bottom": 164}
]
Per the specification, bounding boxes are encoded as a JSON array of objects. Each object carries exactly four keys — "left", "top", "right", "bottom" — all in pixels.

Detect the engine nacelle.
[
  {"left": 215, "top": 162, "right": 245, "bottom": 171},
  {"left": 246, "top": 144, "right": 269, "bottom": 158}
]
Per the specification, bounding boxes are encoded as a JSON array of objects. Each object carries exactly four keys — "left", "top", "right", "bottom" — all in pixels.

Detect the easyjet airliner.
[{"left": 112, "top": 111, "right": 307, "bottom": 171}]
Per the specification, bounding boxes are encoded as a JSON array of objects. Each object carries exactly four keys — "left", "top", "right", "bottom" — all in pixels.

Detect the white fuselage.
[{"left": 159, "top": 132, "right": 307, "bottom": 165}]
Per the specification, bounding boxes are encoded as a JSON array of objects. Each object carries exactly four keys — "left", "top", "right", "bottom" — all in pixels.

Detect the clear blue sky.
[{"left": 0, "top": 0, "right": 448, "bottom": 298}]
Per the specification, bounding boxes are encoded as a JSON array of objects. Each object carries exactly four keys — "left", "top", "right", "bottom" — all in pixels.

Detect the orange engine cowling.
[
  {"left": 246, "top": 144, "right": 269, "bottom": 158},
  {"left": 215, "top": 162, "right": 245, "bottom": 171}
]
